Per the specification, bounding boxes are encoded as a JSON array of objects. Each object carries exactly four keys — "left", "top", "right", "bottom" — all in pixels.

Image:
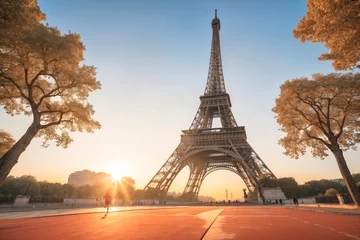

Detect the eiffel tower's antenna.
[{"left": 206, "top": 8, "right": 224, "bottom": 95}]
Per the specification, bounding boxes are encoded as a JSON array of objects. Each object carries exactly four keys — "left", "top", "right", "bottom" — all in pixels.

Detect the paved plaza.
[{"left": 0, "top": 206, "right": 359, "bottom": 240}]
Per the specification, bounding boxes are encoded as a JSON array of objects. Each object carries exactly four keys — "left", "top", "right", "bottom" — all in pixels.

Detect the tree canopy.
[
  {"left": 273, "top": 73, "right": 360, "bottom": 159},
  {"left": 0, "top": 0, "right": 101, "bottom": 148},
  {"left": 0, "top": 0, "right": 101, "bottom": 182},
  {"left": 293, "top": 0, "right": 360, "bottom": 70}
]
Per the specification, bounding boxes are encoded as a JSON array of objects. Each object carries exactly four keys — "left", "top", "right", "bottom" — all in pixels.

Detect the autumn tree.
[
  {"left": 293, "top": 0, "right": 360, "bottom": 70},
  {"left": 0, "top": 0, "right": 101, "bottom": 183},
  {"left": 273, "top": 73, "right": 360, "bottom": 207},
  {"left": 325, "top": 188, "right": 338, "bottom": 197},
  {"left": 0, "top": 130, "right": 15, "bottom": 157}
]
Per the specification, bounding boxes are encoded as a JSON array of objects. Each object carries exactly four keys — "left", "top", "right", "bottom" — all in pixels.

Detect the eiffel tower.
[{"left": 145, "top": 10, "right": 280, "bottom": 202}]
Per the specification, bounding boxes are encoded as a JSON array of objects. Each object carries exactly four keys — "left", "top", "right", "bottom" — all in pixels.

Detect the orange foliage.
[
  {"left": 273, "top": 73, "right": 360, "bottom": 159},
  {"left": 0, "top": 0, "right": 101, "bottom": 148},
  {"left": 294, "top": 0, "right": 360, "bottom": 70}
]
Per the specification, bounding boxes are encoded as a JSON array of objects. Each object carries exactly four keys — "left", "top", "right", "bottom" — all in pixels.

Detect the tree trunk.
[
  {"left": 331, "top": 147, "right": 360, "bottom": 207},
  {"left": 0, "top": 121, "right": 40, "bottom": 184}
]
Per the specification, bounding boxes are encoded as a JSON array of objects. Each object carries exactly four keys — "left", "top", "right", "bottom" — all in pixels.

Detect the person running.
[{"left": 104, "top": 192, "right": 111, "bottom": 213}]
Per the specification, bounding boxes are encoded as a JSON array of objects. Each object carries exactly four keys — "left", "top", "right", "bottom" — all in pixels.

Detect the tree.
[
  {"left": 273, "top": 73, "right": 360, "bottom": 207},
  {"left": 118, "top": 177, "right": 135, "bottom": 202},
  {"left": 78, "top": 184, "right": 93, "bottom": 198},
  {"left": 293, "top": 0, "right": 360, "bottom": 70},
  {"left": 306, "top": 179, "right": 346, "bottom": 195},
  {"left": 278, "top": 177, "right": 298, "bottom": 188},
  {"left": 0, "top": 0, "right": 101, "bottom": 183},
  {"left": 278, "top": 177, "right": 299, "bottom": 199},
  {"left": 247, "top": 190, "right": 258, "bottom": 202},
  {"left": 325, "top": 188, "right": 338, "bottom": 197},
  {"left": 134, "top": 189, "right": 145, "bottom": 200},
  {"left": 297, "top": 184, "right": 316, "bottom": 198},
  {"left": 0, "top": 130, "right": 15, "bottom": 157},
  {"left": 259, "top": 176, "right": 279, "bottom": 188}
]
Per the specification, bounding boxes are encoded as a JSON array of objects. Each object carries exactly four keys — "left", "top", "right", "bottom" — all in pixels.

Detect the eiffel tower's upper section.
[
  {"left": 187, "top": 10, "right": 238, "bottom": 131},
  {"left": 204, "top": 9, "right": 226, "bottom": 95}
]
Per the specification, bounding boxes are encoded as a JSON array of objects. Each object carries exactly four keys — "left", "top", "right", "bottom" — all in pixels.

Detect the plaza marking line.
[{"left": 198, "top": 208, "right": 224, "bottom": 240}]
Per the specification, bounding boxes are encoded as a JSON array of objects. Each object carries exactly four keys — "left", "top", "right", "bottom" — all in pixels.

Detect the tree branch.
[
  {"left": 335, "top": 115, "right": 346, "bottom": 139},
  {"left": 295, "top": 91, "right": 330, "bottom": 138},
  {"left": 30, "top": 70, "right": 44, "bottom": 86},
  {"left": 293, "top": 124, "right": 331, "bottom": 148},
  {"left": 0, "top": 73, "right": 28, "bottom": 100},
  {"left": 37, "top": 81, "right": 77, "bottom": 107},
  {"left": 33, "top": 84, "right": 46, "bottom": 95},
  {"left": 323, "top": 98, "right": 335, "bottom": 136},
  {"left": 39, "top": 111, "right": 73, "bottom": 129}
]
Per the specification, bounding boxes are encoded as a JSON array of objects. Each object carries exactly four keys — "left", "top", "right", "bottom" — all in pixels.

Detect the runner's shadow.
[{"left": 101, "top": 213, "right": 108, "bottom": 219}]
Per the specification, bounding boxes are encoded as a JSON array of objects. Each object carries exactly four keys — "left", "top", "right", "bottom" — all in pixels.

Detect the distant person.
[
  {"left": 279, "top": 199, "right": 283, "bottom": 206},
  {"left": 275, "top": 199, "right": 278, "bottom": 204},
  {"left": 293, "top": 197, "right": 299, "bottom": 206},
  {"left": 104, "top": 192, "right": 111, "bottom": 213}
]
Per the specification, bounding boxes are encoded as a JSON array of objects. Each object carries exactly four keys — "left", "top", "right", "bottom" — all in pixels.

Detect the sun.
[{"left": 109, "top": 164, "right": 129, "bottom": 181}]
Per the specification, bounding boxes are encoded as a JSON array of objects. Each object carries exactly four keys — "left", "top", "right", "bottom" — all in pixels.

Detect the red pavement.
[
  {"left": 204, "top": 207, "right": 360, "bottom": 240},
  {"left": 0, "top": 206, "right": 359, "bottom": 240}
]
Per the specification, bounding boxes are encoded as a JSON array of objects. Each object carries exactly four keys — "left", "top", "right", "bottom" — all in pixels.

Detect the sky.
[{"left": 1, "top": 0, "right": 359, "bottom": 200}]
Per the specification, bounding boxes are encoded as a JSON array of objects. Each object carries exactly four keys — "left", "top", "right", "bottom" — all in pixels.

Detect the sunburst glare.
[{"left": 109, "top": 164, "right": 129, "bottom": 182}]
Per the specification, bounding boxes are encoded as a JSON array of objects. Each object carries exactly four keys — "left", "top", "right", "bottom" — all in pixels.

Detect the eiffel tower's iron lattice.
[{"left": 144, "top": 10, "right": 278, "bottom": 202}]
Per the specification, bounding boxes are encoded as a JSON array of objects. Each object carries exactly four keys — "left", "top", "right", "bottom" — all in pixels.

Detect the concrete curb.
[{"left": 286, "top": 206, "right": 360, "bottom": 216}]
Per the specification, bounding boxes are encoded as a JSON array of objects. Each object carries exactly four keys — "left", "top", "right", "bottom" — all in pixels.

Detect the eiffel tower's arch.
[
  {"left": 167, "top": 148, "right": 261, "bottom": 197},
  {"left": 144, "top": 10, "right": 285, "bottom": 203}
]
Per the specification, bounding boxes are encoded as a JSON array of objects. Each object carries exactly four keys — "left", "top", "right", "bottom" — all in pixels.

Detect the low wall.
[
  {"left": 283, "top": 197, "right": 316, "bottom": 205},
  {"left": 13, "top": 195, "right": 30, "bottom": 206},
  {"left": 259, "top": 188, "right": 286, "bottom": 203},
  {"left": 299, "top": 203, "right": 358, "bottom": 209},
  {"left": 134, "top": 199, "right": 160, "bottom": 205}
]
